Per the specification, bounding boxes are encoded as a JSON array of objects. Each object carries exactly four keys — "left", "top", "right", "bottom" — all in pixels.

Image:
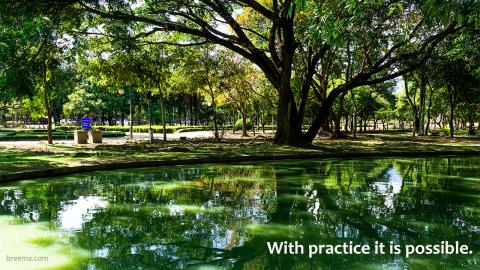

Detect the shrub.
[
  {"left": 441, "top": 127, "right": 451, "bottom": 137},
  {"left": 177, "top": 126, "right": 210, "bottom": 133},
  {"left": 234, "top": 118, "right": 252, "bottom": 131},
  {"left": 0, "top": 131, "right": 17, "bottom": 137}
]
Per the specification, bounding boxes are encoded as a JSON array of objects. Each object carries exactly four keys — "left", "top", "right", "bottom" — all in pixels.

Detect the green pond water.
[{"left": 0, "top": 157, "right": 479, "bottom": 270}]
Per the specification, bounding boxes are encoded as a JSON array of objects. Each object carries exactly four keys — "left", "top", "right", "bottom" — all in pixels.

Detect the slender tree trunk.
[
  {"left": 414, "top": 115, "right": 420, "bottom": 137},
  {"left": 189, "top": 94, "right": 194, "bottom": 126},
  {"left": 426, "top": 110, "right": 432, "bottom": 135},
  {"left": 101, "top": 113, "right": 105, "bottom": 126},
  {"left": 344, "top": 113, "right": 349, "bottom": 133},
  {"left": 160, "top": 96, "right": 167, "bottom": 141},
  {"left": 353, "top": 114, "right": 357, "bottom": 139},
  {"left": 232, "top": 112, "right": 236, "bottom": 134},
  {"left": 208, "top": 90, "right": 220, "bottom": 141},
  {"left": 241, "top": 111, "right": 248, "bottom": 137},
  {"left": 332, "top": 92, "right": 346, "bottom": 138},
  {"left": 213, "top": 106, "right": 219, "bottom": 141},
  {"left": 468, "top": 110, "right": 475, "bottom": 135},
  {"left": 333, "top": 113, "right": 342, "bottom": 137},
  {"left": 251, "top": 113, "right": 256, "bottom": 137},
  {"left": 448, "top": 85, "right": 455, "bottom": 138},
  {"left": 449, "top": 106, "right": 454, "bottom": 138},
  {"left": 271, "top": 115, "right": 275, "bottom": 131},
  {"left": 43, "top": 61, "right": 53, "bottom": 145},
  {"left": 194, "top": 93, "right": 199, "bottom": 125},
  {"left": 47, "top": 108, "right": 53, "bottom": 144},
  {"left": 404, "top": 77, "right": 418, "bottom": 137},
  {"left": 261, "top": 112, "right": 265, "bottom": 133},
  {"left": 418, "top": 71, "right": 426, "bottom": 135},
  {"left": 129, "top": 88, "right": 133, "bottom": 139}
]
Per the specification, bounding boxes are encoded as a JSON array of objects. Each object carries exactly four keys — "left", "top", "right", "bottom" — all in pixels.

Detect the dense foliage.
[{"left": 0, "top": 0, "right": 479, "bottom": 144}]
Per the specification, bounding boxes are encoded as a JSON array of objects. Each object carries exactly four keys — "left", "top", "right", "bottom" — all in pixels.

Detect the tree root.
[{"left": 246, "top": 135, "right": 270, "bottom": 144}]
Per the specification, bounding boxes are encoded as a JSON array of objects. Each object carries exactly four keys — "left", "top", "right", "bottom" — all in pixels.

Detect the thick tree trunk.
[
  {"left": 273, "top": 50, "right": 305, "bottom": 145},
  {"left": 414, "top": 116, "right": 420, "bottom": 137},
  {"left": 274, "top": 89, "right": 304, "bottom": 145},
  {"left": 272, "top": 12, "right": 308, "bottom": 146}
]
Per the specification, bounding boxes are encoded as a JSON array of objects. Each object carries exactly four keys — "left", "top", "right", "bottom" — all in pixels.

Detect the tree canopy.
[{"left": 0, "top": 0, "right": 479, "bottom": 144}]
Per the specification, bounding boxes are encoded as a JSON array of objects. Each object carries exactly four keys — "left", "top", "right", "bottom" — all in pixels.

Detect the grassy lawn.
[
  {"left": 0, "top": 129, "right": 124, "bottom": 141},
  {"left": 0, "top": 132, "right": 479, "bottom": 175}
]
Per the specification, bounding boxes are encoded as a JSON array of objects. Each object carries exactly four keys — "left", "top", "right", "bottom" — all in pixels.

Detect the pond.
[{"left": 0, "top": 157, "right": 478, "bottom": 270}]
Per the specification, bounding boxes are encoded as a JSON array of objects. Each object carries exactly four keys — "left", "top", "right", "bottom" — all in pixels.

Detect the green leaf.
[
  {"left": 288, "top": 2, "right": 294, "bottom": 18},
  {"left": 456, "top": 13, "right": 463, "bottom": 25}
]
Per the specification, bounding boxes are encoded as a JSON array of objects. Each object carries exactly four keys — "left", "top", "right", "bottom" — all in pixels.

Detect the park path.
[{"left": 0, "top": 131, "right": 274, "bottom": 148}]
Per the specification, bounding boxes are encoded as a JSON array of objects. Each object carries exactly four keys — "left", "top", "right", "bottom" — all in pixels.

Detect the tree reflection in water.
[{"left": 0, "top": 157, "right": 478, "bottom": 269}]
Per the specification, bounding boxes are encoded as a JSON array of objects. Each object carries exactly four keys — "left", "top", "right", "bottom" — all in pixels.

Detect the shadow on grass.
[
  {"left": 0, "top": 151, "right": 62, "bottom": 174},
  {"left": 1, "top": 133, "right": 478, "bottom": 175}
]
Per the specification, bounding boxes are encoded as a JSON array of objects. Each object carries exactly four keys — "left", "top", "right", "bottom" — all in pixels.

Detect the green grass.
[
  {"left": 0, "top": 132, "right": 478, "bottom": 175},
  {"left": 0, "top": 129, "right": 124, "bottom": 141}
]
